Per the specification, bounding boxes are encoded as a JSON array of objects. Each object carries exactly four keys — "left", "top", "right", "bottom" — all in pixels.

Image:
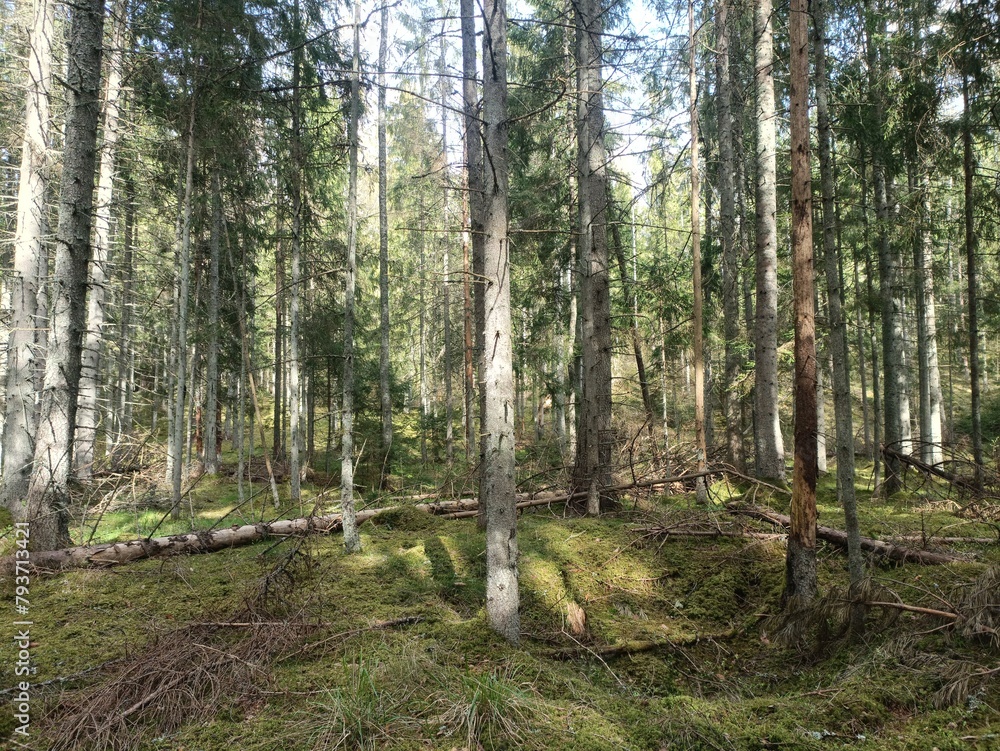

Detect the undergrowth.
[{"left": 1, "top": 460, "right": 999, "bottom": 750}]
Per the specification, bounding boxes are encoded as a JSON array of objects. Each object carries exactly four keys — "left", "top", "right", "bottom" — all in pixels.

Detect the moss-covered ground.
[{"left": 2, "top": 459, "right": 999, "bottom": 750}]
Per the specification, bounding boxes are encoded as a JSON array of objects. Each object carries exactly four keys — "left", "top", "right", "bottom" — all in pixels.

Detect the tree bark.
[
  {"left": 690, "top": 0, "right": 708, "bottom": 504},
  {"left": 914, "top": 169, "right": 942, "bottom": 466},
  {"left": 815, "top": 0, "right": 864, "bottom": 603},
  {"left": 289, "top": 3, "right": 304, "bottom": 502},
  {"left": 963, "top": 73, "right": 983, "bottom": 489},
  {"left": 716, "top": 0, "right": 743, "bottom": 472},
  {"left": 573, "top": 0, "right": 613, "bottom": 514},
  {"left": 440, "top": 31, "right": 454, "bottom": 468},
  {"left": 786, "top": 0, "right": 817, "bottom": 602},
  {"left": 1, "top": 0, "right": 53, "bottom": 519},
  {"left": 204, "top": 169, "right": 221, "bottom": 475},
  {"left": 378, "top": 3, "right": 393, "bottom": 485},
  {"left": 341, "top": 7, "right": 362, "bottom": 553},
  {"left": 23, "top": 0, "right": 104, "bottom": 549},
  {"left": 480, "top": 0, "right": 519, "bottom": 644},
  {"left": 75, "top": 2, "right": 125, "bottom": 480}
]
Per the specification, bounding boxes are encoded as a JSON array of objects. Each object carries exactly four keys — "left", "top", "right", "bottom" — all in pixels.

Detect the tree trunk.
[
  {"left": 112, "top": 171, "right": 135, "bottom": 467},
  {"left": 379, "top": 3, "right": 393, "bottom": 485},
  {"left": 573, "top": 0, "right": 613, "bottom": 514},
  {"left": 815, "top": 0, "right": 864, "bottom": 607},
  {"left": 753, "top": 0, "right": 784, "bottom": 482},
  {"left": 1, "top": 0, "right": 53, "bottom": 519},
  {"left": 341, "top": 7, "right": 362, "bottom": 553},
  {"left": 170, "top": 107, "right": 195, "bottom": 520},
  {"left": 23, "top": 0, "right": 104, "bottom": 550},
  {"left": 715, "top": 0, "right": 743, "bottom": 472},
  {"left": 273, "top": 239, "right": 284, "bottom": 461},
  {"left": 204, "top": 170, "right": 221, "bottom": 475},
  {"left": 289, "top": 5, "right": 304, "bottom": 503},
  {"left": 963, "top": 73, "right": 983, "bottom": 489},
  {"left": 75, "top": 2, "right": 125, "bottom": 480},
  {"left": 914, "top": 168, "right": 943, "bottom": 466},
  {"left": 689, "top": 0, "right": 708, "bottom": 504},
  {"left": 480, "top": 0, "right": 519, "bottom": 645},
  {"left": 440, "top": 31, "right": 454, "bottom": 468},
  {"left": 786, "top": 0, "right": 817, "bottom": 603}
]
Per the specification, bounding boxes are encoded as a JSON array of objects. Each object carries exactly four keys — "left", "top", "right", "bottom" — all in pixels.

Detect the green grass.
[{"left": 2, "top": 459, "right": 999, "bottom": 750}]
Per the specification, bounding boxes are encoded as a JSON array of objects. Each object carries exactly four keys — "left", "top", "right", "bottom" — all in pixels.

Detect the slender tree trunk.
[
  {"left": 815, "top": 0, "right": 864, "bottom": 614},
  {"left": 440, "top": 30, "right": 454, "bottom": 468},
  {"left": 573, "top": 0, "right": 613, "bottom": 514},
  {"left": 379, "top": 3, "right": 393, "bottom": 484},
  {"left": 481, "top": 0, "right": 519, "bottom": 645},
  {"left": 341, "top": 7, "right": 362, "bottom": 553},
  {"left": 204, "top": 170, "right": 221, "bottom": 474},
  {"left": 273, "top": 239, "right": 284, "bottom": 461},
  {"left": 113, "top": 171, "right": 135, "bottom": 467},
  {"left": 753, "top": 0, "right": 783, "bottom": 482},
  {"left": 289, "top": 5, "right": 304, "bottom": 503},
  {"left": 860, "top": 155, "right": 882, "bottom": 487},
  {"left": 75, "top": 2, "right": 125, "bottom": 480},
  {"left": 716, "top": 0, "right": 743, "bottom": 472},
  {"left": 690, "top": 0, "right": 708, "bottom": 504},
  {"left": 963, "top": 74, "right": 983, "bottom": 488},
  {"left": 786, "top": 0, "right": 817, "bottom": 602},
  {"left": 24, "top": 0, "right": 104, "bottom": 549},
  {"left": 912, "top": 168, "right": 942, "bottom": 466},
  {"left": 1, "top": 0, "right": 53, "bottom": 518},
  {"left": 170, "top": 106, "right": 195, "bottom": 520}
]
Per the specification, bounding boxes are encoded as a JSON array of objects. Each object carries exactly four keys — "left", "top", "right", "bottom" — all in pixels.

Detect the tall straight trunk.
[
  {"left": 715, "top": 0, "right": 743, "bottom": 472},
  {"left": 860, "top": 154, "right": 882, "bottom": 487},
  {"left": 690, "top": 0, "right": 708, "bottom": 503},
  {"left": 563, "top": 10, "right": 579, "bottom": 461},
  {"left": 786, "top": 0, "right": 817, "bottom": 602},
  {"left": 378, "top": 4, "right": 393, "bottom": 484},
  {"left": 341, "top": 7, "right": 362, "bottom": 553},
  {"left": 963, "top": 74, "right": 983, "bottom": 488},
  {"left": 440, "top": 31, "right": 454, "bottom": 467},
  {"left": 609, "top": 194, "right": 654, "bottom": 441},
  {"left": 573, "top": 0, "right": 613, "bottom": 514},
  {"left": 273, "top": 240, "right": 284, "bottom": 460},
  {"left": 753, "top": 0, "right": 783, "bottom": 482},
  {"left": 480, "top": 0, "right": 519, "bottom": 645},
  {"left": 289, "top": 4, "right": 303, "bottom": 503},
  {"left": 75, "top": 2, "right": 125, "bottom": 479},
  {"left": 816, "top": 289, "right": 828, "bottom": 473},
  {"left": 876, "top": 160, "right": 905, "bottom": 495},
  {"left": 113, "top": 171, "right": 135, "bottom": 464},
  {"left": 419, "top": 201, "right": 428, "bottom": 466},
  {"left": 24, "top": 0, "right": 104, "bottom": 549},
  {"left": 204, "top": 169, "right": 221, "bottom": 474},
  {"left": 914, "top": 170, "right": 942, "bottom": 465},
  {"left": 1, "top": 0, "right": 53, "bottom": 517},
  {"left": 170, "top": 107, "right": 196, "bottom": 520},
  {"left": 816, "top": 0, "right": 863, "bottom": 603}
]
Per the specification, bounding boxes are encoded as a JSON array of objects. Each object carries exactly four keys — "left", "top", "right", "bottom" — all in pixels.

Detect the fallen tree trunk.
[
  {"left": 20, "top": 471, "right": 712, "bottom": 571},
  {"left": 631, "top": 526, "right": 786, "bottom": 541},
  {"left": 728, "top": 503, "right": 965, "bottom": 565}
]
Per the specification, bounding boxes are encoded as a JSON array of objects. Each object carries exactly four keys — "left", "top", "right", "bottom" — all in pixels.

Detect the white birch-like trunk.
[{"left": 341, "top": 6, "right": 361, "bottom": 553}]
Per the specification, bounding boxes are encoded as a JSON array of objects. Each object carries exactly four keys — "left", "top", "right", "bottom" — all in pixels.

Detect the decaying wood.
[
  {"left": 18, "top": 472, "right": 711, "bottom": 571},
  {"left": 632, "top": 525, "right": 786, "bottom": 541},
  {"left": 864, "top": 601, "right": 960, "bottom": 620},
  {"left": 728, "top": 503, "right": 965, "bottom": 565}
]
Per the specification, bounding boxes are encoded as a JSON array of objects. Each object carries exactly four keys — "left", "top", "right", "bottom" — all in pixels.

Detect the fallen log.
[
  {"left": 630, "top": 526, "right": 787, "bottom": 541},
  {"left": 15, "top": 471, "right": 711, "bottom": 572},
  {"left": 727, "top": 504, "right": 965, "bottom": 565}
]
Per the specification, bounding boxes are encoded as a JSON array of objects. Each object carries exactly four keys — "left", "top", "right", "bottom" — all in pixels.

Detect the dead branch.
[
  {"left": 727, "top": 503, "right": 965, "bottom": 565},
  {"left": 864, "top": 601, "right": 960, "bottom": 620}
]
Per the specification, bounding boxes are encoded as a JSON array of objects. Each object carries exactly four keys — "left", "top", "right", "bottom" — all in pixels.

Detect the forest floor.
[{"left": 2, "top": 459, "right": 1000, "bottom": 750}]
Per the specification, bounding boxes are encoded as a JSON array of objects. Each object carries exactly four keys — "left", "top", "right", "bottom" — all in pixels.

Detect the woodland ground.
[{"left": 2, "top": 451, "right": 1000, "bottom": 751}]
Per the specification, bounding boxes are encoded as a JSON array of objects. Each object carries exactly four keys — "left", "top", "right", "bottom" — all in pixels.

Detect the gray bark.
[
  {"left": 715, "top": 0, "right": 743, "bottom": 472},
  {"left": 379, "top": 3, "right": 393, "bottom": 484},
  {"left": 24, "top": 0, "right": 104, "bottom": 549},
  {"left": 289, "top": 5, "right": 303, "bottom": 502},
  {"left": 913, "top": 169, "right": 942, "bottom": 465},
  {"left": 753, "top": 0, "right": 784, "bottom": 482},
  {"left": 1, "top": 0, "right": 53, "bottom": 518},
  {"left": 573, "top": 0, "right": 613, "bottom": 514},
  {"left": 815, "top": 0, "right": 864, "bottom": 599},
  {"left": 75, "top": 3, "right": 125, "bottom": 480},
  {"left": 481, "top": 0, "right": 519, "bottom": 644},
  {"left": 204, "top": 170, "right": 221, "bottom": 474},
  {"left": 440, "top": 31, "right": 454, "bottom": 467},
  {"left": 690, "top": 0, "right": 708, "bottom": 504},
  {"left": 341, "top": 7, "right": 361, "bottom": 553},
  {"left": 963, "top": 74, "right": 983, "bottom": 488}
]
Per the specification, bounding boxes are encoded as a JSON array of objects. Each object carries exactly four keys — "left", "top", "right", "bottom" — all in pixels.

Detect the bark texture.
[
  {"left": 24, "top": 0, "right": 105, "bottom": 550},
  {"left": 481, "top": 0, "right": 520, "bottom": 644},
  {"left": 786, "top": 0, "right": 817, "bottom": 602},
  {"left": 573, "top": 0, "right": 613, "bottom": 514},
  {"left": 378, "top": 4, "right": 393, "bottom": 485}
]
